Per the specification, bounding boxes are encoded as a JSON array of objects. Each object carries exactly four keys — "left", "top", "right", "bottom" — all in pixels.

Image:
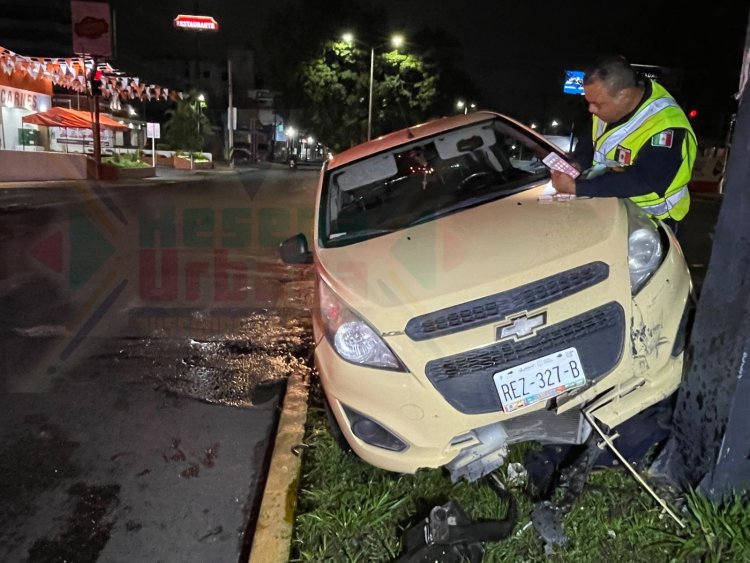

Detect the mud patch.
[
  {"left": 180, "top": 463, "right": 200, "bottom": 479},
  {"left": 200, "top": 443, "right": 220, "bottom": 468},
  {"left": 27, "top": 483, "right": 120, "bottom": 563},
  {"left": 117, "top": 311, "right": 313, "bottom": 407}
]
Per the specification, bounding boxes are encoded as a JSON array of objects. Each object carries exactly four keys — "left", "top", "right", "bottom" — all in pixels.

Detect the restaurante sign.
[{"left": 173, "top": 15, "right": 220, "bottom": 32}]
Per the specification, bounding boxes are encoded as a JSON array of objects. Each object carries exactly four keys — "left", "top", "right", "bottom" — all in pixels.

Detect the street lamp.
[
  {"left": 343, "top": 32, "right": 404, "bottom": 141},
  {"left": 196, "top": 93, "right": 206, "bottom": 140},
  {"left": 191, "top": 93, "right": 206, "bottom": 169},
  {"left": 286, "top": 126, "right": 297, "bottom": 161},
  {"left": 456, "top": 100, "right": 476, "bottom": 115}
]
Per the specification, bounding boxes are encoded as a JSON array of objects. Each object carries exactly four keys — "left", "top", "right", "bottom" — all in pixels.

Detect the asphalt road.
[{"left": 0, "top": 165, "right": 318, "bottom": 562}]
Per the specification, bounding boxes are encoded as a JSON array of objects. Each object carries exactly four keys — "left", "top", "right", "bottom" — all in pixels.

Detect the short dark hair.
[{"left": 583, "top": 55, "right": 639, "bottom": 94}]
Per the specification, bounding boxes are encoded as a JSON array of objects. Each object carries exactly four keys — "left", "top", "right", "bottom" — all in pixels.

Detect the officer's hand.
[{"left": 550, "top": 170, "right": 576, "bottom": 194}]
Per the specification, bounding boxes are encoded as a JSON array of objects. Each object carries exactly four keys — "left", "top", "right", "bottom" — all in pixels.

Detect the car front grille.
[
  {"left": 424, "top": 301, "right": 625, "bottom": 414},
  {"left": 405, "top": 262, "right": 609, "bottom": 341}
]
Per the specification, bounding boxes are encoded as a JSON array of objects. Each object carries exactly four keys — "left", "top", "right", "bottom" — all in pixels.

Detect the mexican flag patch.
[
  {"left": 615, "top": 145, "right": 632, "bottom": 165},
  {"left": 651, "top": 129, "right": 674, "bottom": 148}
]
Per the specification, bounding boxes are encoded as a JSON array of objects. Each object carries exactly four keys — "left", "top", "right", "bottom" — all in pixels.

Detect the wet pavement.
[{"left": 0, "top": 165, "right": 317, "bottom": 562}]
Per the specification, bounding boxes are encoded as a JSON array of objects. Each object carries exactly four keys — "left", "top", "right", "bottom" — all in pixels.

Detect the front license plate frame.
[{"left": 493, "top": 347, "right": 586, "bottom": 413}]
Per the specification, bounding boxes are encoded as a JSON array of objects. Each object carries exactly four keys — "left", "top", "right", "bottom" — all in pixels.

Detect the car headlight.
[
  {"left": 625, "top": 201, "right": 664, "bottom": 294},
  {"left": 317, "top": 276, "right": 404, "bottom": 370}
]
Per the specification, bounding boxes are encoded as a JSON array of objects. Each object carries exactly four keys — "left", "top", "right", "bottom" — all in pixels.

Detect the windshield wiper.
[{"left": 327, "top": 228, "right": 397, "bottom": 244}]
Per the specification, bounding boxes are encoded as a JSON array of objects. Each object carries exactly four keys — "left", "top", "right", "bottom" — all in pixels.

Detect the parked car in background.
[
  {"left": 229, "top": 141, "right": 253, "bottom": 165},
  {"left": 288, "top": 139, "right": 331, "bottom": 170},
  {"left": 281, "top": 111, "right": 693, "bottom": 482},
  {"left": 288, "top": 154, "right": 327, "bottom": 170}
]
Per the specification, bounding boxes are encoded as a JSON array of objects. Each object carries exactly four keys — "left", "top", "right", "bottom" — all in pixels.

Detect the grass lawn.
[{"left": 290, "top": 383, "right": 750, "bottom": 562}]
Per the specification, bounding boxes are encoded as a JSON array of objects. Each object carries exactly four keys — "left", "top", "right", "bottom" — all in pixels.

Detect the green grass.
[
  {"left": 103, "top": 152, "right": 150, "bottom": 168},
  {"left": 291, "top": 386, "right": 750, "bottom": 562},
  {"left": 659, "top": 490, "right": 750, "bottom": 562}
]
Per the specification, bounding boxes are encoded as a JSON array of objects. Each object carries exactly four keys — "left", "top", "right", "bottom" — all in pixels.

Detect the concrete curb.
[{"left": 248, "top": 367, "right": 310, "bottom": 562}]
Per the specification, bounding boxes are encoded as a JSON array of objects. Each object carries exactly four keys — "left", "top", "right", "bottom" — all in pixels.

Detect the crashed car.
[{"left": 281, "top": 111, "right": 692, "bottom": 482}]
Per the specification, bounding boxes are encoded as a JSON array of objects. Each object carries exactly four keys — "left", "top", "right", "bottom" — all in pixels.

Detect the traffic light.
[
  {"left": 688, "top": 109, "right": 698, "bottom": 119},
  {"left": 90, "top": 69, "right": 103, "bottom": 97}
]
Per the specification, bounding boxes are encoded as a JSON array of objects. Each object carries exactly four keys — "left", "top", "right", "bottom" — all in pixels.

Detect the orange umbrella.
[{"left": 22, "top": 106, "right": 128, "bottom": 131}]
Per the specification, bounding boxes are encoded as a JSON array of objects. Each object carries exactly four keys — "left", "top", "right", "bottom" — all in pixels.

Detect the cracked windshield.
[{"left": 0, "top": 0, "right": 746, "bottom": 562}]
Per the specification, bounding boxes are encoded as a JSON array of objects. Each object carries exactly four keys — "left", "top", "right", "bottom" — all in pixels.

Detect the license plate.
[{"left": 493, "top": 347, "right": 586, "bottom": 413}]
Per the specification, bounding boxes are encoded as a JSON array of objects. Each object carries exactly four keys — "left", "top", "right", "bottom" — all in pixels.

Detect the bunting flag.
[{"left": 0, "top": 45, "right": 180, "bottom": 101}]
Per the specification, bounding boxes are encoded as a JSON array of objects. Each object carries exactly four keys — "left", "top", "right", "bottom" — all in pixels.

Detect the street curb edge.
[{"left": 247, "top": 368, "right": 310, "bottom": 562}]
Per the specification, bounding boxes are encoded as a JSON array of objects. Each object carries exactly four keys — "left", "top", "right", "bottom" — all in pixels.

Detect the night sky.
[{"left": 105, "top": 0, "right": 749, "bottom": 141}]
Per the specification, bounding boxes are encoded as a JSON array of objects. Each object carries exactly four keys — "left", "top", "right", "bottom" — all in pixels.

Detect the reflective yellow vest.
[{"left": 590, "top": 81, "right": 697, "bottom": 221}]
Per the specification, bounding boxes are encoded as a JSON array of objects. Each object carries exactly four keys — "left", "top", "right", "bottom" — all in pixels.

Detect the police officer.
[{"left": 551, "top": 55, "right": 697, "bottom": 230}]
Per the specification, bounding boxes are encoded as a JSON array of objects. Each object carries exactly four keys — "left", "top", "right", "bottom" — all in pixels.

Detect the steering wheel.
[{"left": 457, "top": 171, "right": 492, "bottom": 190}]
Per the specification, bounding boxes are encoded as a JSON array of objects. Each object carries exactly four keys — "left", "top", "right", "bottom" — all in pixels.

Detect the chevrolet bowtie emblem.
[{"left": 496, "top": 312, "right": 547, "bottom": 340}]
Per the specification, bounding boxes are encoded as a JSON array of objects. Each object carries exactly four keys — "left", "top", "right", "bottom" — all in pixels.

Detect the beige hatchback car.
[{"left": 281, "top": 111, "right": 692, "bottom": 482}]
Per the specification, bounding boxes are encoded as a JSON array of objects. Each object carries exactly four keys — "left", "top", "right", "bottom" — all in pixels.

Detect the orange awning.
[{"left": 22, "top": 106, "right": 128, "bottom": 131}]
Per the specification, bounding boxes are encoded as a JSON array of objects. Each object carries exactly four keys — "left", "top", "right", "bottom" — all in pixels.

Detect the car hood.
[{"left": 316, "top": 185, "right": 630, "bottom": 332}]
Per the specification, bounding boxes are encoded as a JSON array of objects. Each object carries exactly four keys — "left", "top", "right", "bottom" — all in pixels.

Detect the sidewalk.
[{"left": 0, "top": 161, "right": 290, "bottom": 190}]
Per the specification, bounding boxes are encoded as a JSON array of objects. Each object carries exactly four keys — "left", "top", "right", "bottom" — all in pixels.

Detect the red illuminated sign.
[{"left": 173, "top": 15, "right": 220, "bottom": 32}]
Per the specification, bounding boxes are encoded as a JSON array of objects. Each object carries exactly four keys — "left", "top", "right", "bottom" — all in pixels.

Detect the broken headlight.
[{"left": 625, "top": 201, "right": 664, "bottom": 294}]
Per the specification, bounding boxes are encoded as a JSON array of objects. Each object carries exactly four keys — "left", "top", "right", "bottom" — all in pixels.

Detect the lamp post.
[
  {"left": 368, "top": 46, "right": 375, "bottom": 140},
  {"left": 286, "top": 126, "right": 297, "bottom": 162},
  {"left": 343, "top": 32, "right": 404, "bottom": 141},
  {"left": 191, "top": 93, "right": 205, "bottom": 170}
]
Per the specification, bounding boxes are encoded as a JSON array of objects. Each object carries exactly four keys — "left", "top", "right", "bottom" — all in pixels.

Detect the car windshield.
[{"left": 321, "top": 117, "right": 553, "bottom": 247}]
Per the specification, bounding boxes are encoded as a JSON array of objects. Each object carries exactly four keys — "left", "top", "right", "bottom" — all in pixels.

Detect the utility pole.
[
  {"left": 90, "top": 58, "right": 102, "bottom": 181},
  {"left": 653, "top": 9, "right": 750, "bottom": 498},
  {"left": 367, "top": 47, "right": 374, "bottom": 141}
]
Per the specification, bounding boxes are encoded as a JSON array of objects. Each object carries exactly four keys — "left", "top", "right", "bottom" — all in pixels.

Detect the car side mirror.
[{"left": 279, "top": 233, "right": 313, "bottom": 264}]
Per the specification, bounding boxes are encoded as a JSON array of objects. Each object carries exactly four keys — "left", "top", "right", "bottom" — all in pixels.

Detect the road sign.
[
  {"left": 146, "top": 122, "right": 160, "bottom": 139},
  {"left": 563, "top": 70, "right": 585, "bottom": 95},
  {"left": 71, "top": 1, "right": 113, "bottom": 57}
]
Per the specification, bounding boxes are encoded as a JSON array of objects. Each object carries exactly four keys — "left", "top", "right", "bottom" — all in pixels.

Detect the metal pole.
[
  {"left": 228, "top": 58, "right": 234, "bottom": 167},
  {"left": 92, "top": 59, "right": 101, "bottom": 180},
  {"left": 568, "top": 121, "right": 575, "bottom": 153},
  {"left": 367, "top": 47, "right": 374, "bottom": 141}
]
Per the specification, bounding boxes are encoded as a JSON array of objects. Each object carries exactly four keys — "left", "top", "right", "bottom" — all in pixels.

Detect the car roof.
[{"left": 328, "top": 110, "right": 510, "bottom": 170}]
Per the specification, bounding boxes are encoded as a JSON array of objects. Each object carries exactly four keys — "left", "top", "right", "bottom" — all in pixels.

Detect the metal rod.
[{"left": 582, "top": 409, "right": 685, "bottom": 528}]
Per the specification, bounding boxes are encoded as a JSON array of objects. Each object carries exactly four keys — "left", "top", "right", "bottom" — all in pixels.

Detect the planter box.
[
  {"left": 144, "top": 154, "right": 176, "bottom": 167},
  {"left": 97, "top": 164, "right": 156, "bottom": 181},
  {"left": 173, "top": 156, "right": 213, "bottom": 170}
]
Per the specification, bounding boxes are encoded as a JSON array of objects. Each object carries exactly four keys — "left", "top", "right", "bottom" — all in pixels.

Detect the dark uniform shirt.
[{"left": 571, "top": 81, "right": 688, "bottom": 199}]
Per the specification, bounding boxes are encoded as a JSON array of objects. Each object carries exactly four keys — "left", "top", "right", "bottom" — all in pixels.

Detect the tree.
[
  {"left": 299, "top": 40, "right": 439, "bottom": 151},
  {"left": 413, "top": 27, "right": 482, "bottom": 117},
  {"left": 163, "top": 91, "right": 212, "bottom": 153}
]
